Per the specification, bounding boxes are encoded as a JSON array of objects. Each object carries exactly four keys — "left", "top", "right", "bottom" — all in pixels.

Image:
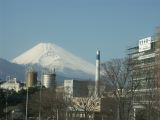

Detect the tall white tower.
[{"left": 95, "top": 50, "right": 100, "bottom": 97}]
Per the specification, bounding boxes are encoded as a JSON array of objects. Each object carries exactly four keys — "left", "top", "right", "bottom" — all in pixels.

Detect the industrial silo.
[
  {"left": 26, "top": 71, "right": 37, "bottom": 88},
  {"left": 42, "top": 73, "right": 56, "bottom": 88}
]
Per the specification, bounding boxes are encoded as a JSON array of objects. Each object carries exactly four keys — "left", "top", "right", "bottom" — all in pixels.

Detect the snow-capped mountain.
[{"left": 12, "top": 43, "right": 95, "bottom": 79}]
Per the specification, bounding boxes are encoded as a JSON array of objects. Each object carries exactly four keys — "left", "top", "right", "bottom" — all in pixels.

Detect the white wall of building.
[{"left": 0, "top": 78, "right": 22, "bottom": 92}]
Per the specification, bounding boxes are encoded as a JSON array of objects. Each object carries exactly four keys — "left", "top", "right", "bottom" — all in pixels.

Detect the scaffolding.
[{"left": 155, "top": 27, "right": 160, "bottom": 88}]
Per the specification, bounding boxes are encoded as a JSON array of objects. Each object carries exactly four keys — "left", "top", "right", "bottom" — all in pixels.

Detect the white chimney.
[{"left": 95, "top": 50, "right": 100, "bottom": 97}]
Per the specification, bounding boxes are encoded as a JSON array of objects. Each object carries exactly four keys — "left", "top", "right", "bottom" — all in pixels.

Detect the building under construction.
[
  {"left": 128, "top": 28, "right": 160, "bottom": 89},
  {"left": 127, "top": 27, "right": 160, "bottom": 119}
]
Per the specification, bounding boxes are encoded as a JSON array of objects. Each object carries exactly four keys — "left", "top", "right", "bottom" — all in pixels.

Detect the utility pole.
[
  {"left": 133, "top": 108, "right": 136, "bottom": 120},
  {"left": 5, "top": 76, "right": 10, "bottom": 120},
  {"left": 57, "top": 109, "right": 58, "bottom": 120},
  {"left": 5, "top": 91, "right": 8, "bottom": 120},
  {"left": 39, "top": 77, "right": 42, "bottom": 120},
  {"left": 25, "top": 87, "right": 29, "bottom": 120},
  {"left": 11, "top": 110, "right": 14, "bottom": 120}
]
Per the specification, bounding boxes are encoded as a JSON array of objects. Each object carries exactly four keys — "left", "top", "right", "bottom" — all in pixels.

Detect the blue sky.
[{"left": 0, "top": 0, "right": 160, "bottom": 64}]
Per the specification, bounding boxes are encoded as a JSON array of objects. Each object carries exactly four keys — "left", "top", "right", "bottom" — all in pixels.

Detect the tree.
[
  {"left": 101, "top": 58, "right": 138, "bottom": 120},
  {"left": 0, "top": 88, "right": 27, "bottom": 120},
  {"left": 28, "top": 87, "right": 68, "bottom": 120},
  {"left": 72, "top": 96, "right": 100, "bottom": 120},
  {"left": 68, "top": 81, "right": 103, "bottom": 120},
  {"left": 0, "top": 89, "right": 6, "bottom": 119}
]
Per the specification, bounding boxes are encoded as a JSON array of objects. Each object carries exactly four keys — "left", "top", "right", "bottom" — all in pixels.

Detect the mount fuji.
[{"left": 12, "top": 43, "right": 95, "bottom": 80}]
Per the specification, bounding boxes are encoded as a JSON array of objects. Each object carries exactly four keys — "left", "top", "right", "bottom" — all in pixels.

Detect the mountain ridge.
[{"left": 0, "top": 58, "right": 25, "bottom": 80}]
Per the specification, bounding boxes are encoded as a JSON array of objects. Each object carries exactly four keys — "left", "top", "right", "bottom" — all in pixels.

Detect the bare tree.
[
  {"left": 101, "top": 58, "right": 138, "bottom": 120},
  {"left": 66, "top": 81, "right": 103, "bottom": 120},
  {"left": 28, "top": 87, "right": 68, "bottom": 120},
  {"left": 72, "top": 96, "right": 100, "bottom": 120}
]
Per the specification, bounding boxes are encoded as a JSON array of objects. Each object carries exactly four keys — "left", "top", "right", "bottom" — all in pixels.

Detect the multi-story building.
[
  {"left": 127, "top": 28, "right": 160, "bottom": 120},
  {"left": 128, "top": 28, "right": 160, "bottom": 91},
  {"left": 64, "top": 79, "right": 89, "bottom": 97},
  {"left": 128, "top": 36, "right": 156, "bottom": 89}
]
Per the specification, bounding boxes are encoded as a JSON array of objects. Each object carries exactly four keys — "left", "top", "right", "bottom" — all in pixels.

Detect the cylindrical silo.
[
  {"left": 42, "top": 73, "right": 56, "bottom": 88},
  {"left": 26, "top": 71, "right": 37, "bottom": 88}
]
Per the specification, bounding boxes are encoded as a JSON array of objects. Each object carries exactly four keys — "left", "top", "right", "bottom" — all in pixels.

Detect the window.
[{"left": 97, "top": 102, "right": 100, "bottom": 106}]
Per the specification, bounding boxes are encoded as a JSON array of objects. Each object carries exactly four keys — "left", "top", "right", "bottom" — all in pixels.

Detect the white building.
[{"left": 0, "top": 78, "right": 22, "bottom": 92}]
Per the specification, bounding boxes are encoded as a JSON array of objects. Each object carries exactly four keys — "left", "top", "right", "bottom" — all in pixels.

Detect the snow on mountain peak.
[{"left": 12, "top": 42, "right": 95, "bottom": 78}]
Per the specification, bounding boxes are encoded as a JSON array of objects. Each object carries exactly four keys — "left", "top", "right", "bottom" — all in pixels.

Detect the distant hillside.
[
  {"left": 0, "top": 58, "right": 88, "bottom": 85},
  {"left": 0, "top": 58, "right": 25, "bottom": 81}
]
